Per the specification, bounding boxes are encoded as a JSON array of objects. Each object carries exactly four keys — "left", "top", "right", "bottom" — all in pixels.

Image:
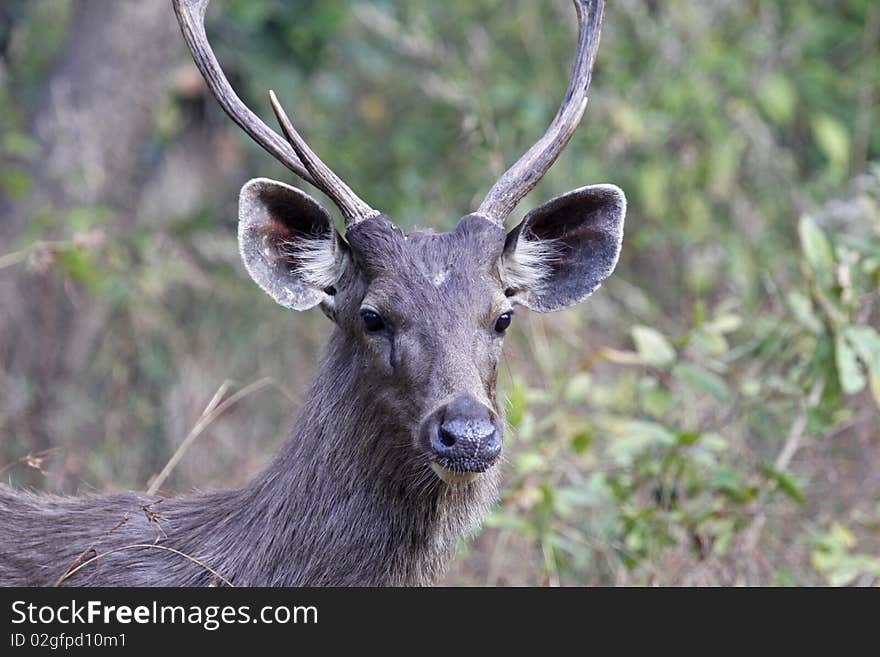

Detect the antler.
[
  {"left": 172, "top": 0, "right": 378, "bottom": 226},
  {"left": 476, "top": 0, "right": 606, "bottom": 225},
  {"left": 269, "top": 91, "right": 378, "bottom": 224}
]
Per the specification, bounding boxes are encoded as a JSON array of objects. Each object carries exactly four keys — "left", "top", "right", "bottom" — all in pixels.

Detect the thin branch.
[
  {"left": 54, "top": 543, "right": 234, "bottom": 587},
  {"left": 52, "top": 514, "right": 130, "bottom": 587},
  {"left": 0, "top": 448, "right": 60, "bottom": 477},
  {"left": 146, "top": 378, "right": 274, "bottom": 495},
  {"left": 741, "top": 379, "right": 825, "bottom": 552},
  {"left": 0, "top": 231, "right": 106, "bottom": 271}
]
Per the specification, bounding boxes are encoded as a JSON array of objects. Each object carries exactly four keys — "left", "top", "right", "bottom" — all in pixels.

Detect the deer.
[{"left": 0, "top": 0, "right": 624, "bottom": 586}]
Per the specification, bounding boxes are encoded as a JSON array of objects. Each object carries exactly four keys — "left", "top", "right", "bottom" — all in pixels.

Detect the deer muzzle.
[{"left": 423, "top": 394, "right": 502, "bottom": 483}]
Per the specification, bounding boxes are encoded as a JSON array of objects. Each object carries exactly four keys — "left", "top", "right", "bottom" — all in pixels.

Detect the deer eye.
[
  {"left": 361, "top": 310, "right": 387, "bottom": 333},
  {"left": 494, "top": 312, "right": 512, "bottom": 334}
]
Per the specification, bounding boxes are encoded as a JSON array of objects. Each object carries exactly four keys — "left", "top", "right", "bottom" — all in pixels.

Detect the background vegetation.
[{"left": 1, "top": 0, "right": 878, "bottom": 585}]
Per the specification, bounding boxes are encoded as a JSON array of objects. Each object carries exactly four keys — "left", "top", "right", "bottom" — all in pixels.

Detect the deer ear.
[
  {"left": 238, "top": 177, "right": 348, "bottom": 311},
  {"left": 502, "top": 184, "right": 625, "bottom": 312}
]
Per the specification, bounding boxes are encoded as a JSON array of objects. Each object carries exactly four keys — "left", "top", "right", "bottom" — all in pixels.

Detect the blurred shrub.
[{"left": 491, "top": 169, "right": 880, "bottom": 584}]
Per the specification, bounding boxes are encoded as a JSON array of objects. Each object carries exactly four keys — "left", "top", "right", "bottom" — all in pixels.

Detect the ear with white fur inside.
[
  {"left": 238, "top": 177, "right": 348, "bottom": 312},
  {"left": 502, "top": 184, "right": 626, "bottom": 313}
]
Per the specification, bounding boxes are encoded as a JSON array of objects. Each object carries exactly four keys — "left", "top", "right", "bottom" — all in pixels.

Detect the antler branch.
[
  {"left": 172, "top": 0, "right": 377, "bottom": 225},
  {"left": 269, "top": 91, "right": 379, "bottom": 224}
]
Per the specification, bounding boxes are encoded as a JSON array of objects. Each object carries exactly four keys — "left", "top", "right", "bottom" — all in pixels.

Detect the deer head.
[{"left": 173, "top": 0, "right": 625, "bottom": 486}]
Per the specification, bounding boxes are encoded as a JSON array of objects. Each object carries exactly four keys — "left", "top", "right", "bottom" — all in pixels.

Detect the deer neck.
[{"left": 228, "top": 330, "right": 500, "bottom": 586}]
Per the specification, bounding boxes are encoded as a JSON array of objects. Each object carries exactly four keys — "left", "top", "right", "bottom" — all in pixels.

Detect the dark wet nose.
[{"left": 429, "top": 395, "right": 502, "bottom": 472}]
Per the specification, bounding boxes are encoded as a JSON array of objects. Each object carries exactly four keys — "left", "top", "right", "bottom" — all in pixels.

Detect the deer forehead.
[
  {"left": 349, "top": 215, "right": 506, "bottom": 285},
  {"left": 344, "top": 216, "right": 507, "bottom": 322}
]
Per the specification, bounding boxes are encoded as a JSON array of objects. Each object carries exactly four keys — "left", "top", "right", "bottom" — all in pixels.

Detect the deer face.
[
  {"left": 341, "top": 214, "right": 509, "bottom": 484},
  {"left": 238, "top": 179, "right": 625, "bottom": 484},
  {"left": 174, "top": 0, "right": 619, "bottom": 484}
]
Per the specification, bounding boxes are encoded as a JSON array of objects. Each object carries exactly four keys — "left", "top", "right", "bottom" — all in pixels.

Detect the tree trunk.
[{"left": 1, "top": 1, "right": 179, "bottom": 485}]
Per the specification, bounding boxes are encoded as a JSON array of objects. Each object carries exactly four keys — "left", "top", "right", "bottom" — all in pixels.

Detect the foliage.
[{"left": 492, "top": 173, "right": 879, "bottom": 584}]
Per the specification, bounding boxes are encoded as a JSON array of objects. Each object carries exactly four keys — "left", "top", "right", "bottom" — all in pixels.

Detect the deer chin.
[{"left": 430, "top": 462, "right": 482, "bottom": 485}]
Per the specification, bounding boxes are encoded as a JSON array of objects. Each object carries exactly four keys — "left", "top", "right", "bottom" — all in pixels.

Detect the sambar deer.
[{"left": 0, "top": 0, "right": 624, "bottom": 586}]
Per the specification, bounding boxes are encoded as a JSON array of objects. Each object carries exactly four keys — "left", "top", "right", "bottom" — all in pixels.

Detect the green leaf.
[
  {"left": 811, "top": 114, "right": 850, "bottom": 178},
  {"left": 515, "top": 452, "right": 547, "bottom": 474},
  {"left": 484, "top": 512, "right": 536, "bottom": 536},
  {"left": 55, "top": 248, "right": 104, "bottom": 295},
  {"left": 835, "top": 331, "right": 866, "bottom": 395},
  {"left": 564, "top": 373, "right": 592, "bottom": 403},
  {"left": 506, "top": 381, "right": 527, "bottom": 429},
  {"left": 605, "top": 420, "right": 676, "bottom": 465},
  {"left": 843, "top": 326, "right": 880, "bottom": 408},
  {"left": 640, "top": 383, "right": 671, "bottom": 419},
  {"left": 787, "top": 291, "right": 824, "bottom": 334},
  {"left": 672, "top": 363, "right": 730, "bottom": 401},
  {"left": 871, "top": 374, "right": 880, "bottom": 411},
  {"left": 712, "top": 518, "right": 737, "bottom": 556},
  {"left": 709, "top": 467, "right": 745, "bottom": 500},
  {"left": 571, "top": 430, "right": 593, "bottom": 454},
  {"left": 701, "top": 433, "right": 729, "bottom": 452},
  {"left": 799, "top": 215, "right": 835, "bottom": 289},
  {"left": 706, "top": 313, "right": 742, "bottom": 334},
  {"left": 676, "top": 432, "right": 701, "bottom": 446},
  {"left": 761, "top": 464, "right": 805, "bottom": 504},
  {"left": 624, "top": 420, "right": 677, "bottom": 445},
  {"left": 2, "top": 132, "right": 38, "bottom": 159},
  {"left": 830, "top": 523, "right": 857, "bottom": 550},
  {"left": 637, "top": 164, "right": 669, "bottom": 218},
  {"left": 0, "top": 166, "right": 31, "bottom": 200},
  {"left": 758, "top": 73, "right": 796, "bottom": 125},
  {"left": 740, "top": 379, "right": 761, "bottom": 397},
  {"left": 631, "top": 325, "right": 676, "bottom": 367},
  {"left": 67, "top": 206, "right": 111, "bottom": 232},
  {"left": 709, "top": 135, "right": 745, "bottom": 200},
  {"left": 692, "top": 328, "right": 728, "bottom": 356},
  {"left": 843, "top": 326, "right": 880, "bottom": 365}
]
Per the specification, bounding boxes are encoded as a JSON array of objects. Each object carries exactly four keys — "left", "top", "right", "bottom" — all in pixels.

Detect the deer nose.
[{"left": 429, "top": 395, "right": 502, "bottom": 472}]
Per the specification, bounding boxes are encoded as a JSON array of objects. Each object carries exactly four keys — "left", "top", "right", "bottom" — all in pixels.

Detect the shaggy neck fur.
[
  {"left": 0, "top": 328, "right": 500, "bottom": 587},
  {"left": 184, "top": 330, "right": 500, "bottom": 586}
]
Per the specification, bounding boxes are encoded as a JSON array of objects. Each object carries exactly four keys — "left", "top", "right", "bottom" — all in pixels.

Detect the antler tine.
[
  {"left": 269, "top": 91, "right": 379, "bottom": 225},
  {"left": 172, "top": 0, "right": 313, "bottom": 183},
  {"left": 476, "top": 0, "right": 606, "bottom": 225},
  {"left": 173, "top": 0, "right": 379, "bottom": 224}
]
